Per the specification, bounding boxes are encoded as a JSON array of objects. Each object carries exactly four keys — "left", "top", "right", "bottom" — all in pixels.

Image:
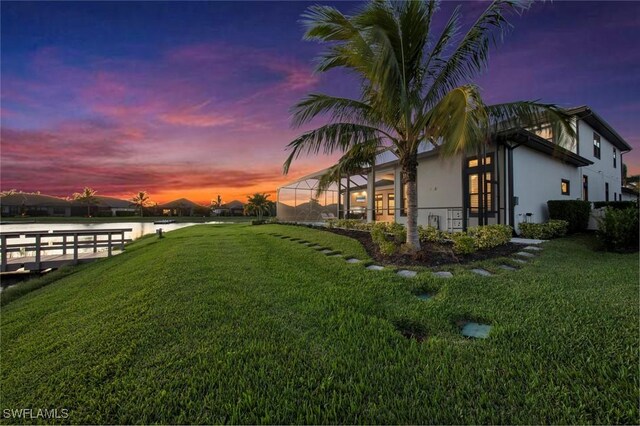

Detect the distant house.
[
  {"left": 158, "top": 198, "right": 204, "bottom": 216},
  {"left": 92, "top": 196, "right": 137, "bottom": 217},
  {"left": 212, "top": 200, "right": 245, "bottom": 216},
  {"left": 0, "top": 193, "right": 72, "bottom": 217}
]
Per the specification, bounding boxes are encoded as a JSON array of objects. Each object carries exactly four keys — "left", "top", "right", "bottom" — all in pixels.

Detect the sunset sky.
[{"left": 2, "top": 1, "right": 639, "bottom": 205}]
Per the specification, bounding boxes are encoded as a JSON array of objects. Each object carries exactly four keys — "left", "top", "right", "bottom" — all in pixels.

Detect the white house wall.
[
  {"left": 577, "top": 119, "right": 623, "bottom": 202},
  {"left": 512, "top": 146, "right": 580, "bottom": 232}
]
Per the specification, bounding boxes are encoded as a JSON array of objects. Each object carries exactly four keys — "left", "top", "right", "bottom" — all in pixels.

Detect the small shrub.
[
  {"left": 371, "top": 222, "right": 403, "bottom": 256},
  {"left": 266, "top": 217, "right": 279, "bottom": 224},
  {"left": 418, "top": 225, "right": 446, "bottom": 243},
  {"left": 251, "top": 219, "right": 266, "bottom": 225},
  {"left": 519, "top": 220, "right": 568, "bottom": 239},
  {"left": 596, "top": 207, "right": 639, "bottom": 252},
  {"left": 547, "top": 200, "right": 591, "bottom": 233},
  {"left": 451, "top": 233, "right": 476, "bottom": 255},
  {"left": 466, "top": 225, "right": 513, "bottom": 250}
]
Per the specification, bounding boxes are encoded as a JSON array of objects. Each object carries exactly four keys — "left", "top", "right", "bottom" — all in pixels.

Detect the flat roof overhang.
[{"left": 498, "top": 129, "right": 593, "bottom": 167}]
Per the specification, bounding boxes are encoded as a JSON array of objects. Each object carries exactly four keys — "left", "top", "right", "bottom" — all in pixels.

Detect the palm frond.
[
  {"left": 486, "top": 101, "right": 576, "bottom": 149},
  {"left": 315, "top": 141, "right": 390, "bottom": 195},
  {"left": 423, "top": 85, "right": 489, "bottom": 156},
  {"left": 290, "top": 94, "right": 376, "bottom": 128},
  {"left": 424, "top": 0, "right": 532, "bottom": 108},
  {"left": 283, "top": 123, "right": 387, "bottom": 174}
]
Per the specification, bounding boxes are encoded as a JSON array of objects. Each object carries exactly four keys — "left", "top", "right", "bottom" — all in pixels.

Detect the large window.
[
  {"left": 466, "top": 154, "right": 494, "bottom": 217},
  {"left": 593, "top": 133, "right": 601, "bottom": 159},
  {"left": 561, "top": 179, "right": 570, "bottom": 196},
  {"left": 387, "top": 193, "right": 395, "bottom": 215},
  {"left": 374, "top": 193, "right": 383, "bottom": 216}
]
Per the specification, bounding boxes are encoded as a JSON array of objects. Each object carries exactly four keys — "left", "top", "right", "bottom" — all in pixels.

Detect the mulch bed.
[{"left": 325, "top": 227, "right": 523, "bottom": 268}]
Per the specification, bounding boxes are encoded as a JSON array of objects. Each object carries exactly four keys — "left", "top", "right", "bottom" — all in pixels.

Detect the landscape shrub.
[
  {"left": 115, "top": 210, "right": 136, "bottom": 217},
  {"left": 327, "top": 219, "right": 368, "bottom": 230},
  {"left": 547, "top": 200, "right": 591, "bottom": 233},
  {"left": 451, "top": 233, "right": 476, "bottom": 255},
  {"left": 371, "top": 222, "right": 398, "bottom": 255},
  {"left": 593, "top": 201, "right": 638, "bottom": 210},
  {"left": 466, "top": 224, "right": 513, "bottom": 250},
  {"left": 519, "top": 220, "right": 568, "bottom": 239},
  {"left": 596, "top": 207, "right": 639, "bottom": 252},
  {"left": 251, "top": 219, "right": 266, "bottom": 225},
  {"left": 418, "top": 225, "right": 446, "bottom": 243}
]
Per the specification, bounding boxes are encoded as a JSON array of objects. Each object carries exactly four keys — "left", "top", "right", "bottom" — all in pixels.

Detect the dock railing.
[{"left": 0, "top": 228, "right": 132, "bottom": 272}]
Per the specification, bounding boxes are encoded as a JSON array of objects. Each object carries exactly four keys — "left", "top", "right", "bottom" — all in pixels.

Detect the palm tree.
[
  {"left": 244, "top": 193, "right": 271, "bottom": 221},
  {"left": 130, "top": 191, "right": 151, "bottom": 217},
  {"left": 284, "top": 0, "right": 575, "bottom": 250},
  {"left": 73, "top": 187, "right": 98, "bottom": 217}
]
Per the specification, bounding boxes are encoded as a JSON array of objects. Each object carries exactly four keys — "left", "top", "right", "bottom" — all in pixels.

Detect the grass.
[
  {"left": 1, "top": 224, "right": 638, "bottom": 424},
  {"left": 0, "top": 216, "right": 251, "bottom": 224}
]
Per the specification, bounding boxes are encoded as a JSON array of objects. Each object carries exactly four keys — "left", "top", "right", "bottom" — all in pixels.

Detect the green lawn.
[{"left": 1, "top": 224, "right": 638, "bottom": 424}]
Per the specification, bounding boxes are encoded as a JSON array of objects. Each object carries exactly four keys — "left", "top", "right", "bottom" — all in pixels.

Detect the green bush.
[
  {"left": 418, "top": 225, "right": 446, "bottom": 243},
  {"left": 466, "top": 224, "right": 513, "bottom": 250},
  {"left": 451, "top": 233, "right": 476, "bottom": 255},
  {"left": 327, "top": 219, "right": 368, "bottom": 230},
  {"left": 519, "top": 220, "right": 568, "bottom": 239},
  {"left": 251, "top": 220, "right": 266, "bottom": 225},
  {"left": 596, "top": 207, "right": 639, "bottom": 252},
  {"left": 371, "top": 222, "right": 399, "bottom": 255},
  {"left": 593, "top": 201, "right": 638, "bottom": 210},
  {"left": 547, "top": 200, "right": 591, "bottom": 233}
]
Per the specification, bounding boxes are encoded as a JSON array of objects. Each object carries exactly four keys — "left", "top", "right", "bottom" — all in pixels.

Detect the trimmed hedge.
[
  {"left": 467, "top": 224, "right": 513, "bottom": 250},
  {"left": 596, "top": 207, "right": 639, "bottom": 252},
  {"left": 519, "top": 220, "right": 568, "bottom": 239},
  {"left": 593, "top": 201, "right": 638, "bottom": 210},
  {"left": 547, "top": 200, "right": 591, "bottom": 233}
]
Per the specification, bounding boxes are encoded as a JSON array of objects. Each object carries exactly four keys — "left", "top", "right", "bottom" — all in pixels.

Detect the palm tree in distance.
[
  {"left": 131, "top": 191, "right": 151, "bottom": 218},
  {"left": 73, "top": 187, "right": 98, "bottom": 217},
  {"left": 284, "top": 0, "right": 575, "bottom": 251},
  {"left": 244, "top": 193, "right": 272, "bottom": 221}
]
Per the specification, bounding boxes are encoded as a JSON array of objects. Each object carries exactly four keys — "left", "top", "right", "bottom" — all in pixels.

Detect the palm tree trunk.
[{"left": 401, "top": 154, "right": 421, "bottom": 251}]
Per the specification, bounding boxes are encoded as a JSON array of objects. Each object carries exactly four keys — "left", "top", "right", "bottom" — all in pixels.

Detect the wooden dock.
[{"left": 0, "top": 228, "right": 132, "bottom": 273}]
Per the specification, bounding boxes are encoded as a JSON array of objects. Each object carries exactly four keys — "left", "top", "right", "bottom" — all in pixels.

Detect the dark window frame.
[
  {"left": 613, "top": 148, "right": 617, "bottom": 168},
  {"left": 593, "top": 132, "right": 601, "bottom": 159},
  {"left": 465, "top": 153, "right": 496, "bottom": 218},
  {"left": 583, "top": 175, "right": 589, "bottom": 201},
  {"left": 561, "top": 179, "right": 570, "bottom": 196},
  {"left": 605, "top": 182, "right": 609, "bottom": 202},
  {"left": 374, "top": 193, "right": 383, "bottom": 216},
  {"left": 387, "top": 193, "right": 395, "bottom": 216}
]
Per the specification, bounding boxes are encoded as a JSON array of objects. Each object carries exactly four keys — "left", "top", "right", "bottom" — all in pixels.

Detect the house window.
[
  {"left": 593, "top": 133, "right": 601, "bottom": 159},
  {"left": 466, "top": 154, "right": 495, "bottom": 217},
  {"left": 561, "top": 179, "right": 570, "bottom": 195},
  {"left": 387, "top": 193, "right": 395, "bottom": 215},
  {"left": 374, "top": 193, "right": 383, "bottom": 215},
  {"left": 614, "top": 192, "right": 617, "bottom": 201},
  {"left": 613, "top": 148, "right": 617, "bottom": 168},
  {"left": 605, "top": 183, "right": 609, "bottom": 202},
  {"left": 582, "top": 175, "right": 589, "bottom": 201}
]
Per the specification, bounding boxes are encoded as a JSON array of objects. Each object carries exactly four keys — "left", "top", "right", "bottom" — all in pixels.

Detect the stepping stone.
[
  {"left": 471, "top": 268, "right": 492, "bottom": 277},
  {"left": 512, "top": 258, "right": 527, "bottom": 264},
  {"left": 366, "top": 265, "right": 384, "bottom": 271},
  {"left": 397, "top": 270, "right": 417, "bottom": 278},
  {"left": 461, "top": 322, "right": 492, "bottom": 339},
  {"left": 346, "top": 258, "right": 361, "bottom": 264},
  {"left": 499, "top": 264, "right": 517, "bottom": 271},
  {"left": 432, "top": 271, "right": 453, "bottom": 278},
  {"left": 321, "top": 249, "right": 333, "bottom": 254},
  {"left": 524, "top": 246, "right": 542, "bottom": 251},
  {"left": 515, "top": 251, "right": 535, "bottom": 258},
  {"left": 329, "top": 254, "right": 343, "bottom": 258},
  {"left": 416, "top": 293, "right": 433, "bottom": 301},
  {"left": 510, "top": 237, "right": 545, "bottom": 245}
]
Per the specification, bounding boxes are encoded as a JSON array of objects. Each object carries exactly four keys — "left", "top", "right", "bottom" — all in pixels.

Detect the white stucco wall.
[
  {"left": 512, "top": 146, "right": 580, "bottom": 232},
  {"left": 577, "top": 120, "right": 623, "bottom": 202}
]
